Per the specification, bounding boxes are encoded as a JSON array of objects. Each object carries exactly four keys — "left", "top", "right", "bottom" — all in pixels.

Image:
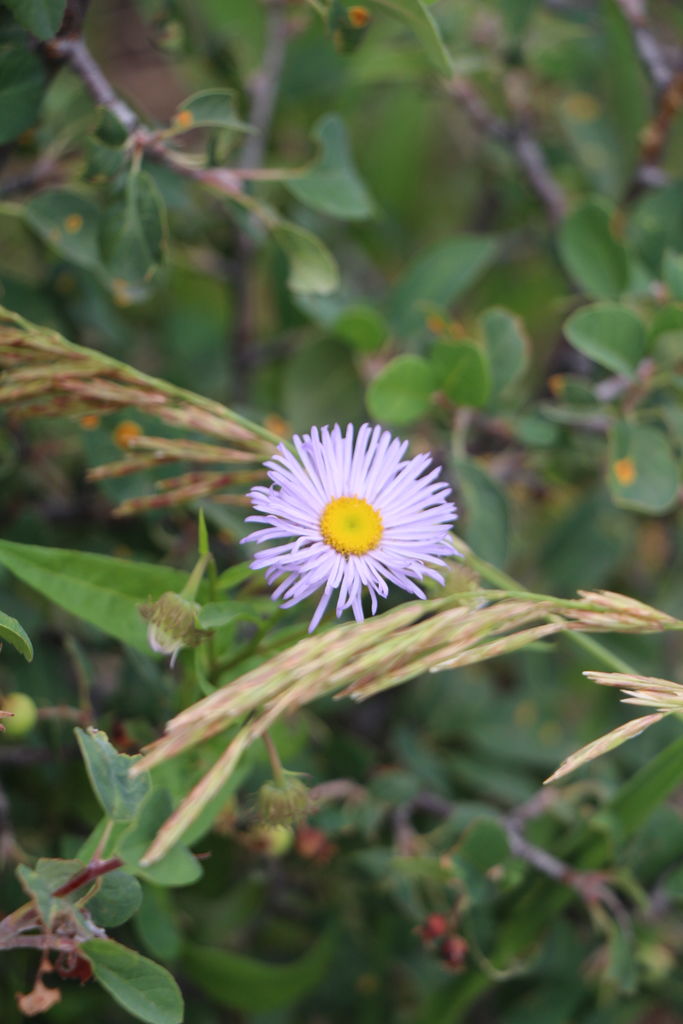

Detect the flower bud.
[
  {"left": 256, "top": 773, "right": 310, "bottom": 826},
  {"left": 139, "top": 592, "right": 211, "bottom": 667}
]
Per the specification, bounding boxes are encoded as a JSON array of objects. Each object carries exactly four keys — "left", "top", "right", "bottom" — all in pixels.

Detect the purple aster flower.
[{"left": 243, "top": 423, "right": 458, "bottom": 632}]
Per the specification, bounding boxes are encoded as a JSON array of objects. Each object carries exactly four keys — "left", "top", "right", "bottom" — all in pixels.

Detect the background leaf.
[
  {"left": 286, "top": 114, "right": 376, "bottom": 220},
  {"left": 3, "top": 0, "right": 65, "bottom": 41},
  {"left": 564, "top": 303, "right": 646, "bottom": 376},
  {"left": 557, "top": 201, "right": 629, "bottom": 299}
]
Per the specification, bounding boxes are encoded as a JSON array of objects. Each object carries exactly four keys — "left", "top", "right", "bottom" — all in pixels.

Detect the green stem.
[
  {"left": 262, "top": 730, "right": 285, "bottom": 786},
  {"left": 455, "top": 534, "right": 639, "bottom": 675},
  {"left": 181, "top": 553, "right": 211, "bottom": 602}
]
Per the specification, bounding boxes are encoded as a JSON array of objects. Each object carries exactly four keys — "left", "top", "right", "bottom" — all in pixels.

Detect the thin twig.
[
  {"left": 503, "top": 793, "right": 632, "bottom": 929},
  {"left": 446, "top": 76, "right": 567, "bottom": 225},
  {"left": 230, "top": 0, "right": 289, "bottom": 401},
  {"left": 48, "top": 36, "right": 139, "bottom": 133},
  {"left": 615, "top": 0, "right": 675, "bottom": 94}
]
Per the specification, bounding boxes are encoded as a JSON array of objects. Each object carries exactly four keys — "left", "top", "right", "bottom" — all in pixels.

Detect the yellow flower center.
[{"left": 320, "top": 496, "right": 383, "bottom": 556}]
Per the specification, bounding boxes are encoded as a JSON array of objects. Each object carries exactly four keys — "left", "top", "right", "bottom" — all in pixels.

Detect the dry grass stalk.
[
  {"left": 0, "top": 305, "right": 278, "bottom": 515},
  {"left": 134, "top": 591, "right": 683, "bottom": 863}
]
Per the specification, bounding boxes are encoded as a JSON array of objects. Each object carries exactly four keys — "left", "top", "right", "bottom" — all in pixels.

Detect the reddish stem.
[{"left": 52, "top": 857, "right": 123, "bottom": 898}]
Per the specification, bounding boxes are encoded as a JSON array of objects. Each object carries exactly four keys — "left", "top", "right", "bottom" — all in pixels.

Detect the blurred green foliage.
[{"left": 2, "top": 0, "right": 683, "bottom": 1022}]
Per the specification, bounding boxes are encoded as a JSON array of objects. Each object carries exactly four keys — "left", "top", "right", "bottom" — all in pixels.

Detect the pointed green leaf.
[
  {"left": 83, "top": 938, "right": 184, "bottom": 1024},
  {"left": 0, "top": 609, "right": 33, "bottom": 661},
  {"left": 0, "top": 539, "right": 193, "bottom": 652},
  {"left": 101, "top": 170, "right": 167, "bottom": 292},
  {"left": 76, "top": 727, "right": 151, "bottom": 822}
]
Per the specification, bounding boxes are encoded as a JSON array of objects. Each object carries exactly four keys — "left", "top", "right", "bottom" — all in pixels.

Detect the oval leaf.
[
  {"left": 366, "top": 354, "right": 434, "bottom": 426},
  {"left": 82, "top": 938, "right": 184, "bottom": 1024},
  {"left": 564, "top": 303, "right": 646, "bottom": 376},
  {"left": 431, "top": 339, "right": 491, "bottom": 407},
  {"left": 558, "top": 201, "right": 629, "bottom": 300},
  {"left": 608, "top": 421, "right": 679, "bottom": 514}
]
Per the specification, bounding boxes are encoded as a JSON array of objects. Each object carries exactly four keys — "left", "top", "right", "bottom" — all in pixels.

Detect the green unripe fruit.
[
  {"left": 1, "top": 692, "right": 38, "bottom": 738},
  {"left": 245, "top": 824, "right": 294, "bottom": 858}
]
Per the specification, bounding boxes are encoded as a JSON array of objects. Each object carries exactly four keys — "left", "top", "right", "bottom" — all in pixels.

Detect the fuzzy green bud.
[
  {"left": 139, "top": 592, "right": 211, "bottom": 667},
  {"left": 256, "top": 773, "right": 310, "bottom": 826}
]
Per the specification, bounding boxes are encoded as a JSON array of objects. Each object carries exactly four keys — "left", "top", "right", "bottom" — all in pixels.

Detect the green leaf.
[
  {"left": 286, "top": 114, "right": 375, "bottom": 220},
  {"left": 480, "top": 307, "right": 530, "bottom": 400},
  {"left": 454, "top": 458, "right": 508, "bottom": 567},
  {"left": 24, "top": 189, "right": 101, "bottom": 270},
  {"left": 333, "top": 304, "right": 388, "bottom": 352},
  {"left": 134, "top": 884, "right": 182, "bottom": 962},
  {"left": 367, "top": 0, "right": 452, "bottom": 75},
  {"left": 76, "top": 727, "right": 151, "bottom": 822},
  {"left": 3, "top": 0, "right": 65, "bottom": 39},
  {"left": 17, "top": 858, "right": 89, "bottom": 927},
  {"left": 216, "top": 562, "right": 255, "bottom": 591},
  {"left": 455, "top": 817, "right": 509, "bottom": 871},
  {"left": 0, "top": 539, "right": 194, "bottom": 652},
  {"left": 366, "top": 354, "right": 434, "bottom": 426},
  {"left": 563, "top": 302, "right": 646, "bottom": 376},
  {"left": 172, "top": 88, "right": 252, "bottom": 131},
  {"left": 272, "top": 221, "right": 339, "bottom": 295},
  {"left": 663, "top": 249, "right": 683, "bottom": 301},
  {"left": 629, "top": 182, "right": 683, "bottom": 272},
  {"left": 88, "top": 871, "right": 143, "bottom": 928},
  {"left": 386, "top": 235, "right": 498, "bottom": 338},
  {"left": 119, "top": 788, "right": 202, "bottom": 886},
  {"left": 607, "top": 421, "right": 679, "bottom": 514},
  {"left": 557, "top": 201, "right": 629, "bottom": 299},
  {"left": 0, "top": 609, "right": 33, "bottom": 661},
  {"left": 430, "top": 339, "right": 491, "bottom": 407},
  {"left": 182, "top": 930, "right": 336, "bottom": 1012},
  {"left": 83, "top": 938, "right": 184, "bottom": 1024},
  {"left": 198, "top": 600, "right": 263, "bottom": 629},
  {"left": 282, "top": 337, "right": 364, "bottom": 432},
  {"left": 0, "top": 39, "right": 46, "bottom": 143},
  {"left": 614, "top": 734, "right": 683, "bottom": 837},
  {"left": 100, "top": 170, "right": 167, "bottom": 292}
]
